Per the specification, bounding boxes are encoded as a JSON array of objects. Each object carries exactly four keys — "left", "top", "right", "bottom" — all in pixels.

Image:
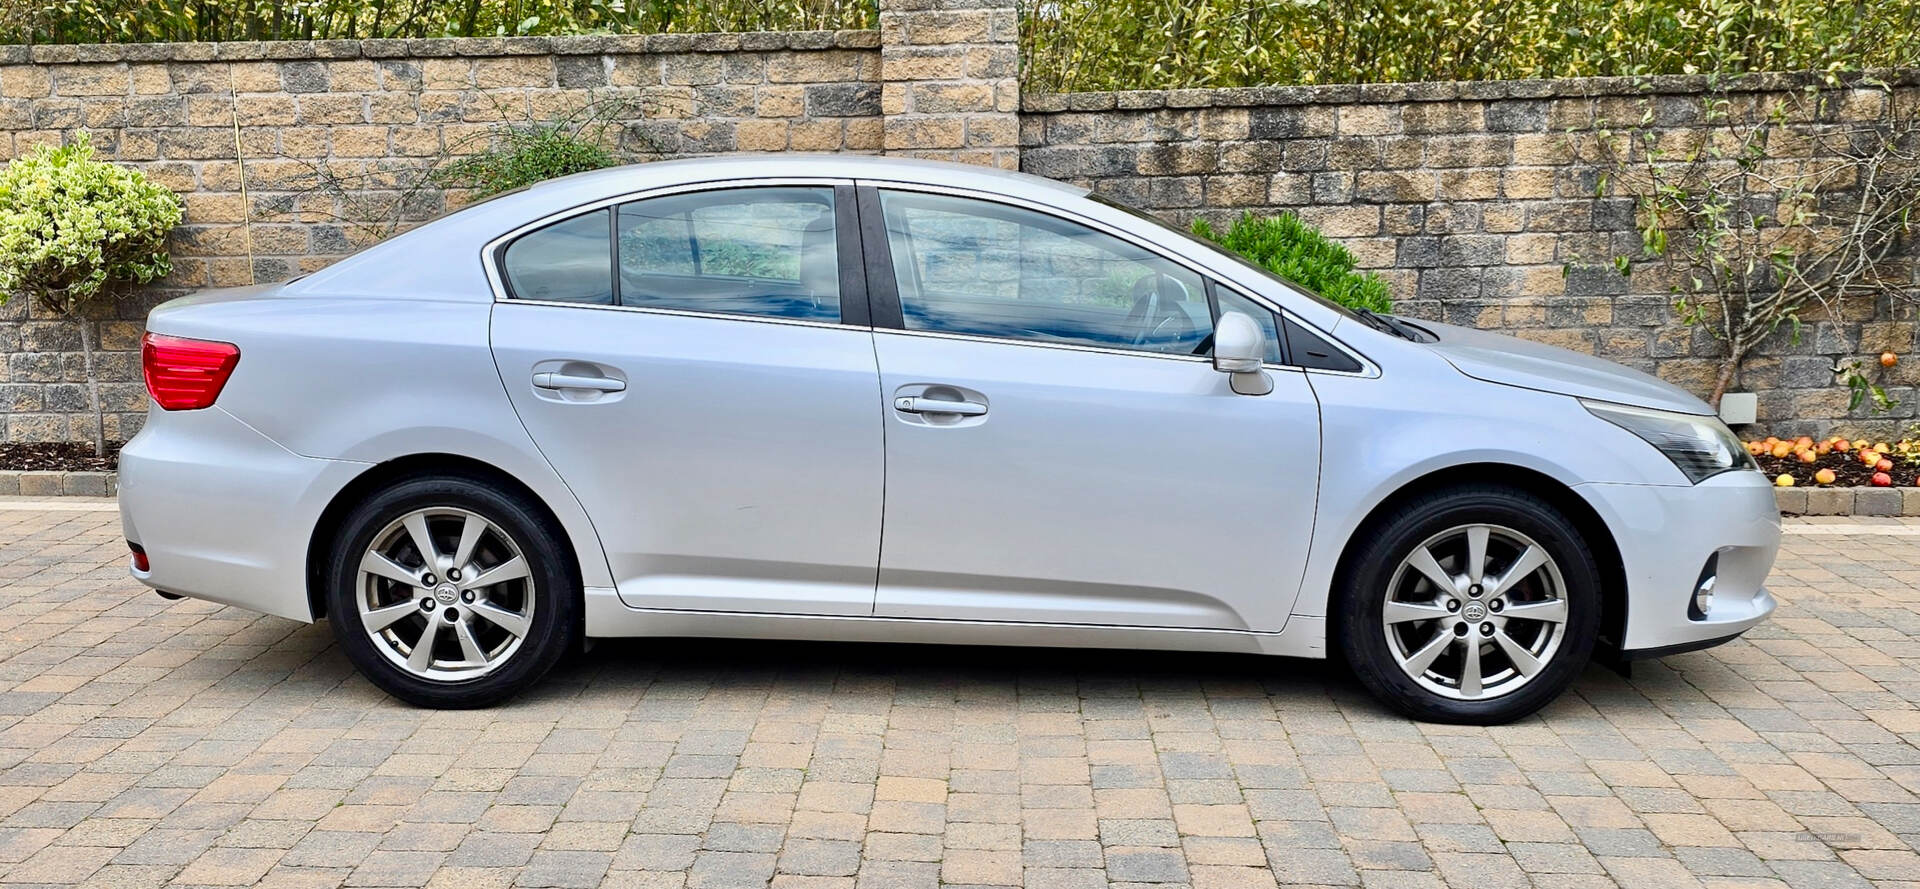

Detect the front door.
[
  {"left": 489, "top": 182, "right": 885, "bottom": 616},
  {"left": 862, "top": 187, "right": 1322, "bottom": 631}
]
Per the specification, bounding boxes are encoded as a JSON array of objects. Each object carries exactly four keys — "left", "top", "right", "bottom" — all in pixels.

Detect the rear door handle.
[
  {"left": 894, "top": 396, "right": 986, "bottom": 416},
  {"left": 533, "top": 372, "right": 626, "bottom": 392}
]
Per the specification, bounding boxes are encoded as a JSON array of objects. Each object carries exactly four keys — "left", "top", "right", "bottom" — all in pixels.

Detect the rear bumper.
[
  {"left": 118, "top": 405, "right": 367, "bottom": 622},
  {"left": 1576, "top": 472, "right": 1780, "bottom": 654}
]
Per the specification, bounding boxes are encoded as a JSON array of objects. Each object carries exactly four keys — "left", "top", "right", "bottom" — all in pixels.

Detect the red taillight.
[
  {"left": 142, "top": 332, "right": 240, "bottom": 411},
  {"left": 128, "top": 542, "right": 149, "bottom": 573}
]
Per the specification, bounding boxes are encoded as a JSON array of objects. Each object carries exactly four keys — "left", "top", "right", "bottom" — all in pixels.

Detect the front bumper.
[
  {"left": 1576, "top": 471, "right": 1780, "bottom": 654},
  {"left": 118, "top": 405, "right": 367, "bottom": 622}
]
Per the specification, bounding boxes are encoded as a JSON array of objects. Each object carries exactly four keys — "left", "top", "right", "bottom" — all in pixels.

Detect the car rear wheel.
[
  {"left": 326, "top": 475, "right": 577, "bottom": 708},
  {"left": 1337, "top": 485, "right": 1600, "bottom": 724}
]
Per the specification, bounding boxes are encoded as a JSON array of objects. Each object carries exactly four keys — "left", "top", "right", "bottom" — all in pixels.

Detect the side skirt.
[{"left": 583, "top": 588, "right": 1327, "bottom": 659}]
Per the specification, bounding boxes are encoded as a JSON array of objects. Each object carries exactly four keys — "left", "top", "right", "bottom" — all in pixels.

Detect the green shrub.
[
  {"left": 1192, "top": 212, "right": 1393, "bottom": 314},
  {"left": 434, "top": 104, "right": 625, "bottom": 198},
  {"left": 0, "top": 134, "right": 181, "bottom": 314},
  {"left": 0, "top": 133, "right": 182, "bottom": 456},
  {"left": 2, "top": 0, "right": 876, "bottom": 44},
  {"left": 1022, "top": 0, "right": 1920, "bottom": 92}
]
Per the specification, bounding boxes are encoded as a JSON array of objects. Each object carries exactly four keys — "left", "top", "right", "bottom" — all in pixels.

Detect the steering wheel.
[{"left": 1126, "top": 272, "right": 1198, "bottom": 348}]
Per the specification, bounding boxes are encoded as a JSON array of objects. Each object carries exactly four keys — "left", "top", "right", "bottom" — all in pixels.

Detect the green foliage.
[
  {"left": 0, "top": 0, "right": 875, "bottom": 43},
  {"left": 0, "top": 134, "right": 181, "bottom": 316},
  {"left": 1837, "top": 359, "right": 1897, "bottom": 414},
  {"left": 435, "top": 103, "right": 624, "bottom": 199},
  {"left": 1021, "top": 0, "right": 1920, "bottom": 92},
  {"left": 1191, "top": 212, "right": 1392, "bottom": 313}
]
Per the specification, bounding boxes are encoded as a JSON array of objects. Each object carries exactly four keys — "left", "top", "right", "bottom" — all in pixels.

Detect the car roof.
[
  {"left": 287, "top": 154, "right": 1090, "bottom": 301},
  {"left": 521, "top": 153, "right": 1089, "bottom": 206}
]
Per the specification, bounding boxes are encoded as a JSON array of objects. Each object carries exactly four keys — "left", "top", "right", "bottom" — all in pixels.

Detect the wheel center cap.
[
  {"left": 433, "top": 583, "right": 459, "bottom": 604},
  {"left": 1461, "top": 601, "right": 1486, "bottom": 622}
]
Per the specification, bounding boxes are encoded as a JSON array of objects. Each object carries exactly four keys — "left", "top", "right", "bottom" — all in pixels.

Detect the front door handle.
[
  {"left": 533, "top": 371, "right": 626, "bottom": 392},
  {"left": 894, "top": 396, "right": 986, "bottom": 416}
]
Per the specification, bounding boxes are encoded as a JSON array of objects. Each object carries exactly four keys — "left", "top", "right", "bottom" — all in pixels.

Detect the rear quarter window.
[{"left": 501, "top": 208, "right": 613, "bottom": 305}]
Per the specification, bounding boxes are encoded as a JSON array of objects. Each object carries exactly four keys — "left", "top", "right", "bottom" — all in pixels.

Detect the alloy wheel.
[
  {"left": 356, "top": 507, "right": 535, "bottom": 681},
  {"left": 1381, "top": 523, "right": 1569, "bottom": 701}
]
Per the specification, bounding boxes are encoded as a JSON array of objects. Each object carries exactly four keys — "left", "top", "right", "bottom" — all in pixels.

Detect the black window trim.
[{"left": 485, "top": 178, "right": 876, "bottom": 332}]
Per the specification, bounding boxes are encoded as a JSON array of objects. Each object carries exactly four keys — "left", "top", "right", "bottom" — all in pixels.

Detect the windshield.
[{"left": 1087, "top": 193, "right": 1367, "bottom": 323}]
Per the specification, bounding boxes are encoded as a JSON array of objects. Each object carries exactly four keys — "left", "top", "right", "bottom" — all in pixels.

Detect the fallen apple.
[
  {"left": 1799, "top": 449, "right": 1819, "bottom": 463},
  {"left": 1775, "top": 474, "right": 1796, "bottom": 487},
  {"left": 1883, "top": 351, "right": 1899, "bottom": 367},
  {"left": 1860, "top": 449, "right": 1882, "bottom": 466},
  {"left": 1878, "top": 458, "right": 1895, "bottom": 472},
  {"left": 1872, "top": 472, "right": 1893, "bottom": 487},
  {"left": 1815, "top": 468, "right": 1837, "bottom": 485}
]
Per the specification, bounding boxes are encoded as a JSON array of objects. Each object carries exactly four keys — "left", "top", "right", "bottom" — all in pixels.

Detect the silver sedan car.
[{"left": 120, "top": 155, "right": 1779, "bottom": 723}]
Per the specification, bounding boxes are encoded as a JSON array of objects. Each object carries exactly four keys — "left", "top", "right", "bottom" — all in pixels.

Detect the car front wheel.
[
  {"left": 325, "top": 474, "right": 578, "bottom": 708},
  {"left": 1337, "top": 485, "right": 1600, "bottom": 724}
]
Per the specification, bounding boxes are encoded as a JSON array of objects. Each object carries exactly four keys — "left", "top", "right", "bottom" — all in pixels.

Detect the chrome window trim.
[
  {"left": 856, "top": 178, "right": 1379, "bottom": 378},
  {"left": 497, "top": 298, "right": 857, "bottom": 332},
  {"left": 874, "top": 326, "right": 1219, "bottom": 367},
  {"left": 481, "top": 177, "right": 856, "bottom": 329}
]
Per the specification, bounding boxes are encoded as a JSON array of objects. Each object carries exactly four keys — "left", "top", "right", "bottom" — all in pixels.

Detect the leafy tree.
[{"left": 1592, "top": 82, "right": 1920, "bottom": 408}]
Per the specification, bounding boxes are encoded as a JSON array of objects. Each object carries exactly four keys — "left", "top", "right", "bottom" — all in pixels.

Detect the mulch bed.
[
  {"left": 1753, "top": 450, "right": 1920, "bottom": 488},
  {"left": 0, "top": 442, "right": 122, "bottom": 472}
]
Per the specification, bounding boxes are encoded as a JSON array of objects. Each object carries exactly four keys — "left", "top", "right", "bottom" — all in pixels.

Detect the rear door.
[{"left": 489, "top": 181, "right": 885, "bottom": 616}]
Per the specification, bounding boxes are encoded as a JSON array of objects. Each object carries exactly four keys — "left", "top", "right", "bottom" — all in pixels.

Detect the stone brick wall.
[
  {"left": 879, "top": 0, "right": 1019, "bottom": 168},
  {"left": 1021, "top": 74, "right": 1920, "bottom": 438},
  {"left": 0, "top": 30, "right": 884, "bottom": 443},
  {"left": 2, "top": 0, "right": 1916, "bottom": 444}
]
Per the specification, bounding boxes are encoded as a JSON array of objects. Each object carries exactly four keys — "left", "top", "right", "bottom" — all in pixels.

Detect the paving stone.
[{"left": 0, "top": 506, "right": 1914, "bottom": 889}]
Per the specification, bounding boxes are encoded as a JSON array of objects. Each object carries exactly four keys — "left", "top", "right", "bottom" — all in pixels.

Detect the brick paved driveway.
[{"left": 1, "top": 499, "right": 1916, "bottom": 889}]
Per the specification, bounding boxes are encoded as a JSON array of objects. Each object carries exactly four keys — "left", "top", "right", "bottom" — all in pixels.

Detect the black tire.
[
  {"left": 325, "top": 473, "right": 579, "bottom": 708},
  {"left": 1335, "top": 484, "right": 1600, "bottom": 725}
]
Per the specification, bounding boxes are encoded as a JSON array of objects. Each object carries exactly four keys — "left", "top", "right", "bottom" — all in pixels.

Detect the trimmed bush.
[
  {"left": 0, "top": 134, "right": 180, "bottom": 313},
  {"left": 1191, "top": 212, "right": 1393, "bottom": 314},
  {"left": 0, "top": 133, "right": 182, "bottom": 456}
]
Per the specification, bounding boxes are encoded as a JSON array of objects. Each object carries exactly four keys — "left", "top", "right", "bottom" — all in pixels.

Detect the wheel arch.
[
  {"left": 305, "top": 453, "right": 585, "bottom": 621},
  {"left": 1328, "top": 462, "right": 1629, "bottom": 655}
]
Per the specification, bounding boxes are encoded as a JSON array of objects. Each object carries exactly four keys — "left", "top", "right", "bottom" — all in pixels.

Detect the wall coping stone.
[
  {"left": 0, "top": 29, "right": 880, "bottom": 65},
  {"left": 1022, "top": 68, "right": 1920, "bottom": 112}
]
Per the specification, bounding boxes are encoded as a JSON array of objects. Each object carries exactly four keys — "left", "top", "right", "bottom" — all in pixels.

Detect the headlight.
[{"left": 1582, "top": 400, "right": 1757, "bottom": 483}]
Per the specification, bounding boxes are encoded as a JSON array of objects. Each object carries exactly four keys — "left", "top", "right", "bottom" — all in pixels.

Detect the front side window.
[
  {"left": 501, "top": 208, "right": 613, "bottom": 305},
  {"left": 617, "top": 186, "right": 841, "bottom": 322},
  {"left": 878, "top": 191, "right": 1212, "bottom": 357}
]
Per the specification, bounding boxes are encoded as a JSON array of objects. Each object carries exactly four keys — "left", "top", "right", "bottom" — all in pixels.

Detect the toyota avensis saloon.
[{"left": 119, "top": 156, "right": 1779, "bottom": 723}]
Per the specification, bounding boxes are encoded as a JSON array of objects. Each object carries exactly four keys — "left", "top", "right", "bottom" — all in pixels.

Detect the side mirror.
[{"left": 1213, "top": 311, "right": 1273, "bottom": 396}]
